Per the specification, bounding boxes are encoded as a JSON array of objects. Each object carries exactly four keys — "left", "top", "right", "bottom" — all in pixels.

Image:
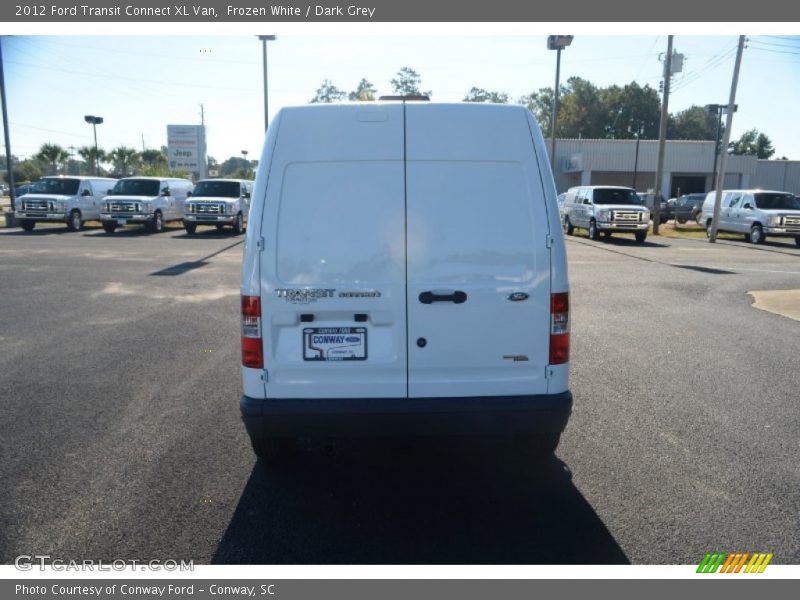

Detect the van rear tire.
[
  {"left": 564, "top": 217, "right": 574, "bottom": 236},
  {"left": 588, "top": 220, "right": 600, "bottom": 241},
  {"left": 66, "top": 209, "right": 82, "bottom": 232},
  {"left": 252, "top": 437, "right": 298, "bottom": 465},
  {"left": 232, "top": 213, "right": 244, "bottom": 235}
]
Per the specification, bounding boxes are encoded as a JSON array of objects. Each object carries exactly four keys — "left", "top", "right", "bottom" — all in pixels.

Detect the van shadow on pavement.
[{"left": 213, "top": 437, "right": 628, "bottom": 564}]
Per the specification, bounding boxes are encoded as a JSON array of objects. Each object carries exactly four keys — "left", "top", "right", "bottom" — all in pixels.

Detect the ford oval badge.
[{"left": 508, "top": 292, "right": 529, "bottom": 302}]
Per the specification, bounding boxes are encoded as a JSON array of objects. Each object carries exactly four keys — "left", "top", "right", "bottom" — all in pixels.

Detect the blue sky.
[{"left": 2, "top": 35, "right": 799, "bottom": 163}]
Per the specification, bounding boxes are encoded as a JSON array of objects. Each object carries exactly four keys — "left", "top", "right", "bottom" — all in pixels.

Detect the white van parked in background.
[
  {"left": 183, "top": 178, "right": 253, "bottom": 235},
  {"left": 701, "top": 189, "right": 800, "bottom": 246},
  {"left": 562, "top": 185, "right": 651, "bottom": 243},
  {"left": 15, "top": 176, "right": 117, "bottom": 232},
  {"left": 100, "top": 177, "right": 193, "bottom": 233},
  {"left": 240, "top": 102, "right": 572, "bottom": 463}
]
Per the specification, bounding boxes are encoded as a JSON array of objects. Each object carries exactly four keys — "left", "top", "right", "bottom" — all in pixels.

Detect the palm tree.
[
  {"left": 35, "top": 143, "right": 69, "bottom": 175},
  {"left": 78, "top": 146, "right": 107, "bottom": 175},
  {"left": 108, "top": 146, "right": 141, "bottom": 177}
]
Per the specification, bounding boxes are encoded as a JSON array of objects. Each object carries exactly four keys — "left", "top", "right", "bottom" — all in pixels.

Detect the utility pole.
[
  {"left": 652, "top": 36, "right": 673, "bottom": 235},
  {"left": 198, "top": 103, "right": 207, "bottom": 180},
  {"left": 709, "top": 36, "right": 746, "bottom": 243},
  {"left": 0, "top": 37, "right": 16, "bottom": 223},
  {"left": 141, "top": 133, "right": 145, "bottom": 153}
]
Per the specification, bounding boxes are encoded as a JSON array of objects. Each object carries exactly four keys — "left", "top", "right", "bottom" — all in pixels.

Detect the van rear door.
[
  {"left": 404, "top": 104, "right": 552, "bottom": 398},
  {"left": 260, "top": 105, "right": 407, "bottom": 399}
]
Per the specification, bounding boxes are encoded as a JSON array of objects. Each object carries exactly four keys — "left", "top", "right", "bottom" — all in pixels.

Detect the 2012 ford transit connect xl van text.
[{"left": 240, "top": 102, "right": 572, "bottom": 462}]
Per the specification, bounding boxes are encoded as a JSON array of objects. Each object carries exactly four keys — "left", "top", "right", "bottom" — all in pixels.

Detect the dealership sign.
[{"left": 167, "top": 124, "right": 206, "bottom": 172}]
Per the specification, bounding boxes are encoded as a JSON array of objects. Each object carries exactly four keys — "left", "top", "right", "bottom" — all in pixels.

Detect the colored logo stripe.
[{"left": 697, "top": 552, "right": 773, "bottom": 573}]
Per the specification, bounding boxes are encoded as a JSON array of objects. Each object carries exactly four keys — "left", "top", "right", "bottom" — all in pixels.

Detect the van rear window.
[{"left": 276, "top": 162, "right": 404, "bottom": 285}]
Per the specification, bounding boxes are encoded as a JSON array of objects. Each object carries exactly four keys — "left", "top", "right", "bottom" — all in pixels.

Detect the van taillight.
[
  {"left": 241, "top": 295, "right": 263, "bottom": 369},
  {"left": 549, "top": 292, "right": 570, "bottom": 365}
]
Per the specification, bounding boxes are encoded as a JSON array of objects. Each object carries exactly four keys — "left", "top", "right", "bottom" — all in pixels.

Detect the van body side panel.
[
  {"left": 259, "top": 105, "right": 407, "bottom": 399},
  {"left": 405, "top": 104, "right": 551, "bottom": 398}
]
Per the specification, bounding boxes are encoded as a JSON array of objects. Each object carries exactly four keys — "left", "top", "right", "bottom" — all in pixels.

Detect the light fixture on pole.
[
  {"left": 547, "top": 35, "right": 574, "bottom": 173},
  {"left": 241, "top": 150, "right": 249, "bottom": 178},
  {"left": 257, "top": 35, "right": 276, "bottom": 132},
  {"left": 84, "top": 115, "right": 103, "bottom": 176},
  {"left": 629, "top": 121, "right": 645, "bottom": 190}
]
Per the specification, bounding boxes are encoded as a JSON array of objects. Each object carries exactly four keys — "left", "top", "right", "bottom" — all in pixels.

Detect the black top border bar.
[{"left": 3, "top": 0, "right": 799, "bottom": 22}]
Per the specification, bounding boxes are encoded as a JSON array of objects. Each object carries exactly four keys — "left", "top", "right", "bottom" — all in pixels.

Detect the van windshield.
[
  {"left": 108, "top": 179, "right": 160, "bottom": 197},
  {"left": 192, "top": 181, "right": 241, "bottom": 198},
  {"left": 593, "top": 189, "right": 643, "bottom": 206},
  {"left": 30, "top": 178, "right": 80, "bottom": 196},
  {"left": 754, "top": 193, "right": 800, "bottom": 210}
]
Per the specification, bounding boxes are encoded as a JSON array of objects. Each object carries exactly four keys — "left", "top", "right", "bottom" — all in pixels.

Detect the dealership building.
[{"left": 548, "top": 138, "right": 800, "bottom": 198}]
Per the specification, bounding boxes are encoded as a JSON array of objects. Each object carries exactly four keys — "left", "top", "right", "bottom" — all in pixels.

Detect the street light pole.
[
  {"left": 257, "top": 35, "right": 276, "bottom": 132},
  {"left": 705, "top": 103, "right": 737, "bottom": 192},
  {"left": 0, "top": 37, "right": 17, "bottom": 217},
  {"left": 547, "top": 35, "right": 573, "bottom": 173},
  {"left": 84, "top": 115, "right": 103, "bottom": 176},
  {"left": 630, "top": 122, "right": 644, "bottom": 190}
]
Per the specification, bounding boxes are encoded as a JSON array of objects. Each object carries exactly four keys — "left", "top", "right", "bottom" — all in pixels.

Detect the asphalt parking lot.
[{"left": 0, "top": 223, "right": 798, "bottom": 565}]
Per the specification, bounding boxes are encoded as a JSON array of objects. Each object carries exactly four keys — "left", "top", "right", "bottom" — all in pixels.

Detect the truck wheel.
[
  {"left": 215, "top": 224, "right": 225, "bottom": 232},
  {"left": 252, "top": 437, "right": 297, "bottom": 466},
  {"left": 184, "top": 222, "right": 197, "bottom": 235},
  {"left": 750, "top": 224, "right": 764, "bottom": 245},
  {"left": 588, "top": 220, "right": 600, "bottom": 241},
  {"left": 66, "top": 209, "right": 82, "bottom": 232},
  {"left": 232, "top": 212, "right": 244, "bottom": 235},
  {"left": 677, "top": 217, "right": 687, "bottom": 224},
  {"left": 635, "top": 231, "right": 648, "bottom": 243},
  {"left": 102, "top": 222, "right": 117, "bottom": 234},
  {"left": 694, "top": 212, "right": 704, "bottom": 226},
  {"left": 20, "top": 220, "right": 35, "bottom": 231},
  {"left": 563, "top": 216, "right": 574, "bottom": 236},
  {"left": 706, "top": 220, "right": 713, "bottom": 238},
  {"left": 795, "top": 237, "right": 800, "bottom": 248},
  {"left": 150, "top": 210, "right": 164, "bottom": 233}
]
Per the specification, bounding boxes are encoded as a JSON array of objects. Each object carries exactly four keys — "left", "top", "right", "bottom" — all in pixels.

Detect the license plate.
[
  {"left": 303, "top": 327, "right": 367, "bottom": 361},
  {"left": 117, "top": 219, "right": 127, "bottom": 225}
]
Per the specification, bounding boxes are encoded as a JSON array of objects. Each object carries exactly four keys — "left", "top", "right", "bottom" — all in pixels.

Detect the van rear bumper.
[{"left": 240, "top": 392, "right": 572, "bottom": 439}]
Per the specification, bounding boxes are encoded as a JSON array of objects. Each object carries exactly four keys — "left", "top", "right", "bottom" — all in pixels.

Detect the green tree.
[
  {"left": 463, "top": 87, "right": 509, "bottom": 103},
  {"left": 3, "top": 159, "right": 42, "bottom": 184},
  {"left": 668, "top": 106, "right": 719, "bottom": 140},
  {"left": 34, "top": 143, "right": 69, "bottom": 175},
  {"left": 78, "top": 146, "right": 107, "bottom": 175},
  {"left": 108, "top": 146, "right": 141, "bottom": 177},
  {"left": 518, "top": 87, "right": 555, "bottom": 133},
  {"left": 599, "top": 82, "right": 661, "bottom": 139},
  {"left": 141, "top": 148, "right": 167, "bottom": 169},
  {"left": 219, "top": 156, "right": 252, "bottom": 177},
  {"left": 349, "top": 78, "right": 377, "bottom": 101},
  {"left": 310, "top": 79, "right": 346, "bottom": 103},
  {"left": 390, "top": 67, "right": 431, "bottom": 97},
  {"left": 730, "top": 129, "right": 775, "bottom": 159}
]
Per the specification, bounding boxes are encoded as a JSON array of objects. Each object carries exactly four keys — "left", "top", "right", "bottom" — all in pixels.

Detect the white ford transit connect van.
[
  {"left": 15, "top": 176, "right": 118, "bottom": 231},
  {"left": 240, "top": 102, "right": 572, "bottom": 461}
]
